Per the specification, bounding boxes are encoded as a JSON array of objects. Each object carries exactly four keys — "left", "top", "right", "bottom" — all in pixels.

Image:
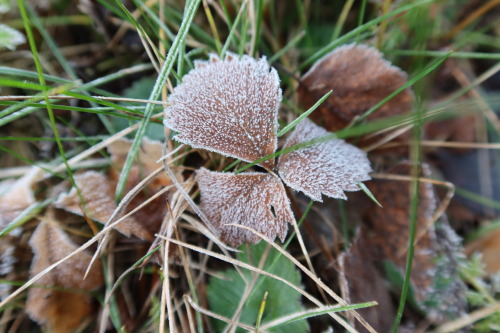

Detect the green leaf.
[
  {"left": 207, "top": 242, "right": 308, "bottom": 333},
  {"left": 112, "top": 77, "right": 165, "bottom": 141},
  {"left": 0, "top": 24, "right": 25, "bottom": 50}
]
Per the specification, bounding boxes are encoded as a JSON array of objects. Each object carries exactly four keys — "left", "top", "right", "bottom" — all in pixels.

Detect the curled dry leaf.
[
  {"left": 55, "top": 171, "right": 151, "bottom": 239},
  {"left": 278, "top": 118, "right": 371, "bottom": 201},
  {"left": 196, "top": 168, "right": 293, "bottom": 246},
  {"left": 465, "top": 229, "right": 500, "bottom": 274},
  {"left": 363, "top": 163, "right": 467, "bottom": 322},
  {"left": 164, "top": 52, "right": 281, "bottom": 170},
  {"left": 26, "top": 221, "right": 103, "bottom": 333},
  {"left": 338, "top": 228, "right": 395, "bottom": 333},
  {"left": 298, "top": 44, "right": 413, "bottom": 143},
  {"left": 0, "top": 167, "right": 42, "bottom": 232}
]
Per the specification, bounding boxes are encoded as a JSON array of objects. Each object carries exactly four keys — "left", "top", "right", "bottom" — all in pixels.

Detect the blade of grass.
[
  {"left": 220, "top": 0, "right": 247, "bottom": 58},
  {"left": 350, "top": 52, "right": 451, "bottom": 126},
  {"left": 115, "top": 0, "right": 201, "bottom": 201},
  {"left": 277, "top": 90, "right": 332, "bottom": 137}
]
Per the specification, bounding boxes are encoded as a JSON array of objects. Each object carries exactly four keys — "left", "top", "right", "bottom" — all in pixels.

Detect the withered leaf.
[
  {"left": 466, "top": 229, "right": 500, "bottom": 274},
  {"left": 277, "top": 118, "right": 371, "bottom": 201},
  {"left": 27, "top": 221, "right": 103, "bottom": 333},
  {"left": 164, "top": 52, "right": 281, "bottom": 170},
  {"left": 363, "top": 163, "right": 467, "bottom": 322},
  {"left": 339, "top": 228, "right": 395, "bottom": 333},
  {"left": 55, "top": 171, "right": 151, "bottom": 239},
  {"left": 0, "top": 167, "right": 42, "bottom": 232},
  {"left": 298, "top": 43, "right": 413, "bottom": 134},
  {"left": 196, "top": 168, "right": 293, "bottom": 246}
]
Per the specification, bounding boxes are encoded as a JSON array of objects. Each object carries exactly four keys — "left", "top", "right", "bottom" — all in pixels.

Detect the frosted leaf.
[
  {"left": 196, "top": 168, "right": 293, "bottom": 246},
  {"left": 298, "top": 44, "right": 413, "bottom": 132},
  {"left": 164, "top": 52, "right": 281, "bottom": 170},
  {"left": 277, "top": 118, "right": 371, "bottom": 201}
]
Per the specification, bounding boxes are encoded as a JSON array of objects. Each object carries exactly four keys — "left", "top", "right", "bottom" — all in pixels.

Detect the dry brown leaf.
[
  {"left": 466, "top": 228, "right": 500, "bottom": 274},
  {"left": 363, "top": 163, "right": 467, "bottom": 321},
  {"left": 26, "top": 221, "right": 103, "bottom": 333},
  {"left": 277, "top": 118, "right": 371, "bottom": 201},
  {"left": 298, "top": 44, "right": 413, "bottom": 145},
  {"left": 107, "top": 137, "right": 171, "bottom": 190},
  {"left": 339, "top": 228, "right": 395, "bottom": 333},
  {"left": 196, "top": 168, "right": 293, "bottom": 246},
  {"left": 55, "top": 170, "right": 151, "bottom": 239},
  {"left": 164, "top": 52, "right": 281, "bottom": 170},
  {"left": 0, "top": 167, "right": 42, "bottom": 231}
]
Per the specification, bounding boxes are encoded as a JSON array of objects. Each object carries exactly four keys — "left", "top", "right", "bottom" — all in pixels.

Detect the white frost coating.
[
  {"left": 277, "top": 118, "right": 372, "bottom": 201},
  {"left": 195, "top": 168, "right": 293, "bottom": 246},
  {"left": 164, "top": 52, "right": 281, "bottom": 170}
]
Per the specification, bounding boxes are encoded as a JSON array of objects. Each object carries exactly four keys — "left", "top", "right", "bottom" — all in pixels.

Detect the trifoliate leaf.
[
  {"left": 277, "top": 118, "right": 371, "bottom": 201},
  {"left": 207, "top": 242, "right": 308, "bottom": 333},
  {"left": 196, "top": 168, "right": 293, "bottom": 246},
  {"left": 164, "top": 52, "right": 281, "bottom": 170}
]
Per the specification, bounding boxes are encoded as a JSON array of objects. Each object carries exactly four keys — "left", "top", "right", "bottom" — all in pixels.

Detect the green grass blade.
[
  {"left": 277, "top": 90, "right": 332, "bottom": 137},
  {"left": 115, "top": 0, "right": 201, "bottom": 201}
]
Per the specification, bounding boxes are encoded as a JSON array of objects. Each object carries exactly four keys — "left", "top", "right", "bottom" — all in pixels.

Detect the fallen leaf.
[
  {"left": 55, "top": 171, "right": 151, "bottom": 239},
  {"left": 0, "top": 167, "right": 42, "bottom": 233},
  {"left": 196, "top": 168, "right": 293, "bottom": 246},
  {"left": 466, "top": 228, "right": 500, "bottom": 274},
  {"left": 298, "top": 44, "right": 413, "bottom": 144},
  {"left": 338, "top": 228, "right": 395, "bottom": 333},
  {"left": 26, "top": 221, "right": 103, "bottom": 333},
  {"left": 363, "top": 163, "right": 467, "bottom": 322},
  {"left": 277, "top": 118, "right": 371, "bottom": 201},
  {"left": 164, "top": 52, "right": 281, "bottom": 170}
]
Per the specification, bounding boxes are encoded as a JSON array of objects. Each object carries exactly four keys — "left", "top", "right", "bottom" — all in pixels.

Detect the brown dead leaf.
[
  {"left": 466, "top": 228, "right": 500, "bottom": 274},
  {"left": 107, "top": 138, "right": 171, "bottom": 235},
  {"left": 0, "top": 167, "right": 42, "bottom": 231},
  {"left": 363, "top": 163, "right": 467, "bottom": 322},
  {"left": 26, "top": 221, "right": 103, "bottom": 333},
  {"left": 339, "top": 228, "right": 395, "bottom": 333},
  {"left": 55, "top": 170, "right": 151, "bottom": 239},
  {"left": 298, "top": 44, "right": 413, "bottom": 147},
  {"left": 196, "top": 168, "right": 294, "bottom": 246}
]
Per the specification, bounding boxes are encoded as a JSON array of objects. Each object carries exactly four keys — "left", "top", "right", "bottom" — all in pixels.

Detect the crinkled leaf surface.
[
  {"left": 278, "top": 119, "right": 371, "bottom": 201},
  {"left": 55, "top": 171, "right": 151, "bottom": 239},
  {"left": 196, "top": 168, "right": 293, "bottom": 246},
  {"left": 26, "top": 221, "right": 103, "bottom": 333},
  {"left": 164, "top": 53, "right": 281, "bottom": 170},
  {"left": 207, "top": 242, "right": 308, "bottom": 333},
  {"left": 298, "top": 44, "right": 413, "bottom": 132}
]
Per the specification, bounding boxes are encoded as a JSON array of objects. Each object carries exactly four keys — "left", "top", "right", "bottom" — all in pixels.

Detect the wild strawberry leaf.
[
  {"left": 207, "top": 242, "right": 308, "bottom": 333},
  {"left": 298, "top": 43, "right": 413, "bottom": 150},
  {"left": 196, "top": 168, "right": 293, "bottom": 246},
  {"left": 277, "top": 118, "right": 371, "bottom": 201},
  {"left": 164, "top": 52, "right": 281, "bottom": 170},
  {"left": 26, "top": 221, "right": 103, "bottom": 333}
]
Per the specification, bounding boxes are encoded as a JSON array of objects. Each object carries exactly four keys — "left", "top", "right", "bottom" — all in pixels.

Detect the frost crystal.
[
  {"left": 164, "top": 52, "right": 281, "bottom": 170},
  {"left": 277, "top": 118, "right": 371, "bottom": 201},
  {"left": 196, "top": 168, "right": 293, "bottom": 246}
]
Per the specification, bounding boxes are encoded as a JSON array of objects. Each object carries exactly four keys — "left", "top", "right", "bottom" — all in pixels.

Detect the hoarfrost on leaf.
[
  {"left": 164, "top": 52, "right": 281, "bottom": 170},
  {"left": 277, "top": 118, "right": 371, "bottom": 201},
  {"left": 196, "top": 168, "right": 293, "bottom": 246}
]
